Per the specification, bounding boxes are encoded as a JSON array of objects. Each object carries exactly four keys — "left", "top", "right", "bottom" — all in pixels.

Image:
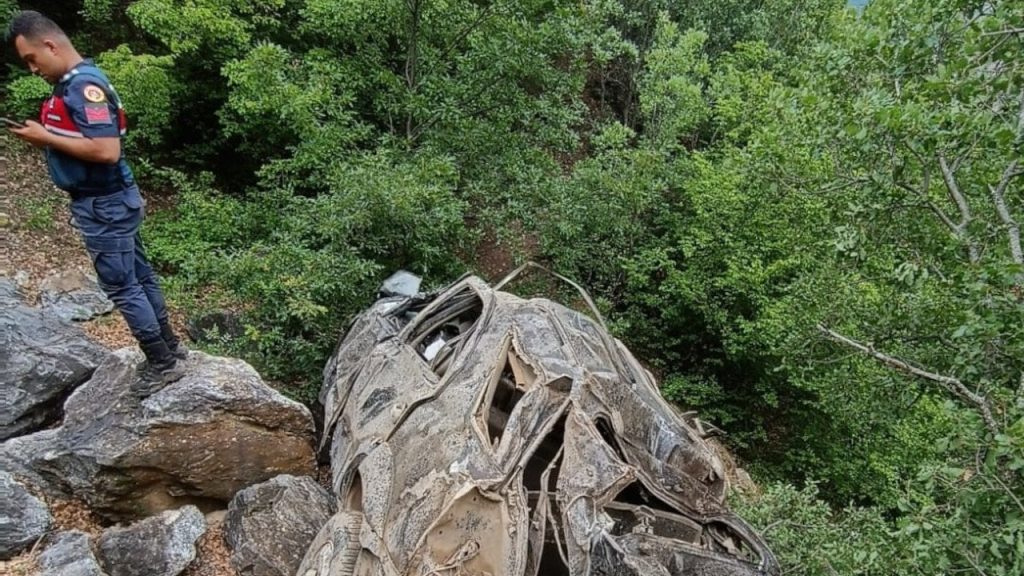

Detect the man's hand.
[
  {"left": 9, "top": 120, "right": 120, "bottom": 163},
  {"left": 9, "top": 120, "right": 53, "bottom": 149}
]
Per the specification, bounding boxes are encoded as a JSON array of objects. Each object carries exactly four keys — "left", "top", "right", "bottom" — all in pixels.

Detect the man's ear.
[{"left": 42, "top": 39, "right": 58, "bottom": 53}]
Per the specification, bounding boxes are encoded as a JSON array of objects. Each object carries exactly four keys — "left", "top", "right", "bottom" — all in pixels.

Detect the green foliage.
[
  {"left": 737, "top": 410, "right": 1024, "bottom": 575},
  {"left": 3, "top": 74, "right": 49, "bottom": 119},
  {"left": 127, "top": 0, "right": 268, "bottom": 56},
  {"left": 640, "top": 0, "right": 843, "bottom": 59},
  {"left": 16, "top": 192, "right": 63, "bottom": 231},
  {"left": 14, "top": 0, "right": 1021, "bottom": 571},
  {"left": 145, "top": 150, "right": 467, "bottom": 382},
  {"left": 735, "top": 483, "right": 910, "bottom": 575},
  {"left": 638, "top": 16, "right": 709, "bottom": 148},
  {"left": 0, "top": 0, "right": 15, "bottom": 21},
  {"left": 96, "top": 45, "right": 176, "bottom": 152},
  {"left": 220, "top": 43, "right": 369, "bottom": 164}
]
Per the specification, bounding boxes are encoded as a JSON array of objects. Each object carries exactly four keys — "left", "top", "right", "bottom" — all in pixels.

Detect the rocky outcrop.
[
  {"left": 0, "top": 349, "right": 317, "bottom": 520},
  {"left": 0, "top": 471, "right": 52, "bottom": 559},
  {"left": 98, "top": 506, "right": 205, "bottom": 576},
  {"left": 0, "top": 278, "right": 108, "bottom": 440},
  {"left": 225, "top": 475, "right": 336, "bottom": 576},
  {"left": 38, "top": 531, "right": 108, "bottom": 576}
]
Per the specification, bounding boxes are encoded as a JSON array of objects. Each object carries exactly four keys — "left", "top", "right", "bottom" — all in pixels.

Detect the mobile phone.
[{"left": 2, "top": 117, "right": 26, "bottom": 129}]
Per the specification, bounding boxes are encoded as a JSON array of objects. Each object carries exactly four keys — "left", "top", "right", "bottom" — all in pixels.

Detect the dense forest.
[{"left": 3, "top": 1, "right": 1023, "bottom": 573}]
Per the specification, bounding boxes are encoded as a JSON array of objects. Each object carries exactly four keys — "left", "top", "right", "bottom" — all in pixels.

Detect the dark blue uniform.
[{"left": 40, "top": 60, "right": 170, "bottom": 346}]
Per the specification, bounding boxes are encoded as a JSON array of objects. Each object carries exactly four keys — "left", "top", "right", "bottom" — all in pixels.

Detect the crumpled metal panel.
[{"left": 300, "top": 276, "right": 779, "bottom": 576}]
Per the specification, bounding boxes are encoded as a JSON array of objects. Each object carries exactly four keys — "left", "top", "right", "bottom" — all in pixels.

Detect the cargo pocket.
[
  {"left": 83, "top": 235, "right": 135, "bottom": 293},
  {"left": 123, "top": 187, "right": 144, "bottom": 210},
  {"left": 92, "top": 192, "right": 131, "bottom": 225}
]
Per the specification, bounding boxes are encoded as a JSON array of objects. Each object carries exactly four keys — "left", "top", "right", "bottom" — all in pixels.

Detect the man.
[{"left": 6, "top": 11, "right": 186, "bottom": 390}]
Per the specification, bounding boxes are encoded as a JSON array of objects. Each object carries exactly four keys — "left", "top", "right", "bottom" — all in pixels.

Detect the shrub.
[
  {"left": 145, "top": 150, "right": 468, "bottom": 388},
  {"left": 3, "top": 74, "right": 49, "bottom": 119},
  {"left": 97, "top": 45, "right": 176, "bottom": 154}
]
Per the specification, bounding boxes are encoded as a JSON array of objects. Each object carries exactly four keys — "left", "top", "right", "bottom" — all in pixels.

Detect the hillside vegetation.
[{"left": 3, "top": 1, "right": 1024, "bottom": 573}]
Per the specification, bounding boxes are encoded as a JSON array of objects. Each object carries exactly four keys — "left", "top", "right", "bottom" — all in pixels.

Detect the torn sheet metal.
[{"left": 301, "top": 275, "right": 779, "bottom": 576}]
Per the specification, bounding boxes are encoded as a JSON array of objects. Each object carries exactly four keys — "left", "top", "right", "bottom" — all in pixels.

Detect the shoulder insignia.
[{"left": 83, "top": 85, "right": 107, "bottom": 103}]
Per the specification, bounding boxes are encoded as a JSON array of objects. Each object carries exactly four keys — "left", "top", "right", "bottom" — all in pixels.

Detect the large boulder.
[
  {"left": 98, "top": 506, "right": 206, "bottom": 576},
  {"left": 0, "top": 278, "right": 108, "bottom": 440},
  {"left": 39, "top": 269, "right": 115, "bottom": 322},
  {"left": 38, "top": 531, "right": 108, "bottom": 576},
  {"left": 0, "top": 349, "right": 317, "bottom": 520},
  {"left": 225, "top": 475, "right": 336, "bottom": 576},
  {"left": 0, "top": 471, "right": 52, "bottom": 559}
]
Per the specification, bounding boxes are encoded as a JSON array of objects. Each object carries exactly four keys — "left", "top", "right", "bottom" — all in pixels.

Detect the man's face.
[{"left": 14, "top": 35, "right": 65, "bottom": 84}]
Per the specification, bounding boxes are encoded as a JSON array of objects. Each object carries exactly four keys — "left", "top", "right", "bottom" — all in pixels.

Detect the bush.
[
  {"left": 97, "top": 45, "right": 176, "bottom": 154},
  {"left": 3, "top": 74, "right": 49, "bottom": 119},
  {"left": 145, "top": 150, "right": 468, "bottom": 389},
  {"left": 734, "top": 482, "right": 911, "bottom": 575}
]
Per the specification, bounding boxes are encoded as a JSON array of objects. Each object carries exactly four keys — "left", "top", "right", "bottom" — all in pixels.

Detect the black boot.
[
  {"left": 134, "top": 337, "right": 186, "bottom": 395},
  {"left": 160, "top": 322, "right": 189, "bottom": 360}
]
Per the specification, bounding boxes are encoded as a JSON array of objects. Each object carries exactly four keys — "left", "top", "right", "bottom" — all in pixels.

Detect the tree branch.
[
  {"left": 985, "top": 89, "right": 1024, "bottom": 267},
  {"left": 404, "top": 0, "right": 422, "bottom": 139},
  {"left": 989, "top": 472, "right": 1024, "bottom": 516},
  {"left": 988, "top": 160, "right": 1022, "bottom": 265},
  {"left": 1016, "top": 372, "right": 1024, "bottom": 409},
  {"left": 817, "top": 325, "right": 999, "bottom": 434},
  {"left": 951, "top": 135, "right": 982, "bottom": 173},
  {"left": 893, "top": 161, "right": 962, "bottom": 235},
  {"left": 938, "top": 153, "right": 980, "bottom": 262},
  {"left": 981, "top": 27, "right": 1024, "bottom": 37}
]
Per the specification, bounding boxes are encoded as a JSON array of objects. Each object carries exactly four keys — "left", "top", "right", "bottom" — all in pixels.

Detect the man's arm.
[{"left": 9, "top": 120, "right": 120, "bottom": 164}]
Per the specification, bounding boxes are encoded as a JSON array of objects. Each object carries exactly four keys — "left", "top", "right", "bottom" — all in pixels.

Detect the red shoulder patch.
[{"left": 84, "top": 102, "right": 112, "bottom": 125}]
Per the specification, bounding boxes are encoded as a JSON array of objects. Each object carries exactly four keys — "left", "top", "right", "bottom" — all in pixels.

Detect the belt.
[{"left": 69, "top": 188, "right": 122, "bottom": 201}]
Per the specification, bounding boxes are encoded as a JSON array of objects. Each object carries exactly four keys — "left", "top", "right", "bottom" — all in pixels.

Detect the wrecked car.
[{"left": 301, "top": 269, "right": 779, "bottom": 576}]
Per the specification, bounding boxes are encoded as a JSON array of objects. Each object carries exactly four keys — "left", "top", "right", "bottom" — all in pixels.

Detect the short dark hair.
[{"left": 5, "top": 10, "right": 67, "bottom": 50}]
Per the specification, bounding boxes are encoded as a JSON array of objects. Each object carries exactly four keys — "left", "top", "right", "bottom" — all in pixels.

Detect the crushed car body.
[{"left": 302, "top": 271, "right": 780, "bottom": 576}]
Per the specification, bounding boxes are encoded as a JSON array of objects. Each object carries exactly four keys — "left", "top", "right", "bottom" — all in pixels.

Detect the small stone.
[
  {"left": 0, "top": 471, "right": 52, "bottom": 560},
  {"left": 39, "top": 269, "right": 114, "bottom": 322},
  {"left": 38, "top": 531, "right": 108, "bottom": 576},
  {"left": 13, "top": 270, "right": 31, "bottom": 288},
  {"left": 98, "top": 506, "right": 206, "bottom": 576}
]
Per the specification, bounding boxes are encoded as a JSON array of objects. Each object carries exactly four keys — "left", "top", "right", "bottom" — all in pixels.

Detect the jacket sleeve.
[{"left": 63, "top": 78, "right": 120, "bottom": 139}]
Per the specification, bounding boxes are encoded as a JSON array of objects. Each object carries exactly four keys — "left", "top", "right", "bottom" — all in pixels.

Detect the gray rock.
[
  {"left": 38, "top": 531, "right": 108, "bottom": 576},
  {"left": 225, "top": 475, "right": 336, "bottom": 576},
  {"left": 0, "top": 278, "right": 109, "bottom": 440},
  {"left": 186, "top": 309, "right": 244, "bottom": 344},
  {"left": 98, "top": 506, "right": 206, "bottom": 576},
  {"left": 0, "top": 471, "right": 52, "bottom": 560},
  {"left": 0, "top": 349, "right": 316, "bottom": 521},
  {"left": 13, "top": 270, "right": 31, "bottom": 289},
  {"left": 39, "top": 269, "right": 115, "bottom": 322}
]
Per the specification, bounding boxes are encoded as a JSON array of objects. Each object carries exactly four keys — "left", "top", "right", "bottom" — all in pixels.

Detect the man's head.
[{"left": 5, "top": 11, "right": 77, "bottom": 84}]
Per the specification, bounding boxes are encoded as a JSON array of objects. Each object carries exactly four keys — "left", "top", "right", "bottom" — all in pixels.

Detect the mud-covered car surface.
[{"left": 302, "top": 274, "right": 779, "bottom": 576}]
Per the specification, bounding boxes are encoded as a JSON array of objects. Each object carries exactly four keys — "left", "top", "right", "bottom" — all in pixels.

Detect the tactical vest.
[{"left": 39, "top": 62, "right": 134, "bottom": 196}]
